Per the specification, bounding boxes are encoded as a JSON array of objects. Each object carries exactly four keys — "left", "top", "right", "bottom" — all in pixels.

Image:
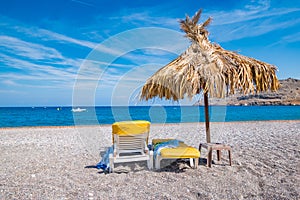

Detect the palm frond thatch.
[{"left": 141, "top": 9, "right": 279, "bottom": 101}]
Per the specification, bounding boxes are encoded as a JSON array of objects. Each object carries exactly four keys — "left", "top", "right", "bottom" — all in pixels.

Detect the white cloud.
[
  {"left": 37, "top": 29, "right": 97, "bottom": 49},
  {"left": 282, "top": 32, "right": 300, "bottom": 43},
  {"left": 116, "top": 12, "right": 178, "bottom": 28},
  {"left": 0, "top": 52, "right": 78, "bottom": 74},
  {"left": 0, "top": 35, "right": 85, "bottom": 70},
  {"left": 70, "top": 0, "right": 94, "bottom": 7},
  {"left": 0, "top": 54, "right": 77, "bottom": 86},
  {"left": 0, "top": 36, "right": 63, "bottom": 60},
  {"left": 0, "top": 32, "right": 87, "bottom": 89},
  {"left": 1, "top": 80, "right": 17, "bottom": 86},
  {"left": 227, "top": 7, "right": 297, "bottom": 24},
  {"left": 211, "top": 17, "right": 300, "bottom": 42},
  {"left": 16, "top": 26, "right": 148, "bottom": 57},
  {"left": 208, "top": 6, "right": 300, "bottom": 42},
  {"left": 267, "top": 30, "right": 300, "bottom": 47},
  {"left": 209, "top": 1, "right": 299, "bottom": 26},
  {"left": 11, "top": 24, "right": 97, "bottom": 49},
  {"left": 245, "top": 0, "right": 270, "bottom": 10}
]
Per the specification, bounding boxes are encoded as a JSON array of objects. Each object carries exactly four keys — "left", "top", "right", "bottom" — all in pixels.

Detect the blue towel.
[
  {"left": 153, "top": 140, "right": 181, "bottom": 159},
  {"left": 96, "top": 146, "right": 113, "bottom": 171}
]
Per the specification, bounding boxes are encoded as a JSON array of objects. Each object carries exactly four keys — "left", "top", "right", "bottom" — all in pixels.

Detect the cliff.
[{"left": 195, "top": 78, "right": 300, "bottom": 106}]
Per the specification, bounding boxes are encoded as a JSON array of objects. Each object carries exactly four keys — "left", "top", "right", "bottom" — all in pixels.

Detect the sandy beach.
[{"left": 0, "top": 121, "right": 299, "bottom": 199}]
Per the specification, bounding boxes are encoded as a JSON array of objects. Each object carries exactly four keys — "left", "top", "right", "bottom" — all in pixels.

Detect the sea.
[{"left": 0, "top": 106, "right": 299, "bottom": 128}]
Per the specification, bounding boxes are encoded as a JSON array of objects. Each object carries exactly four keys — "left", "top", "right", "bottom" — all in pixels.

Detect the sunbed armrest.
[
  {"left": 113, "top": 142, "right": 117, "bottom": 156},
  {"left": 144, "top": 141, "right": 149, "bottom": 153}
]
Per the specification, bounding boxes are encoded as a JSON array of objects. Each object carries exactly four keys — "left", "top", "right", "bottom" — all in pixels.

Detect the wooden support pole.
[{"left": 204, "top": 92, "right": 211, "bottom": 143}]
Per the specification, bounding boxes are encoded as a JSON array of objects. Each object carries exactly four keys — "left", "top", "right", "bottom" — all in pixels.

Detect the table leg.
[
  {"left": 228, "top": 149, "right": 232, "bottom": 166},
  {"left": 207, "top": 147, "right": 212, "bottom": 168},
  {"left": 217, "top": 150, "right": 222, "bottom": 161}
]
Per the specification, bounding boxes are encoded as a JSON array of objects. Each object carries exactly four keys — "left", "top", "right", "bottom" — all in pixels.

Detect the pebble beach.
[{"left": 0, "top": 121, "right": 299, "bottom": 199}]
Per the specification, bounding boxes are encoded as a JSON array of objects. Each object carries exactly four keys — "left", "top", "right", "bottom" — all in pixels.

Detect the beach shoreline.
[
  {"left": 0, "top": 119, "right": 299, "bottom": 130},
  {"left": 0, "top": 121, "right": 299, "bottom": 199}
]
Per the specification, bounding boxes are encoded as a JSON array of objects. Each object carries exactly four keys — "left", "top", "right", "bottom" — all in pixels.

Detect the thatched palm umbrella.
[{"left": 140, "top": 9, "right": 279, "bottom": 143}]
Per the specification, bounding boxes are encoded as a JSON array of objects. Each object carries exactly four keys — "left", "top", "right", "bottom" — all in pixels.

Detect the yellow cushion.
[
  {"left": 112, "top": 120, "right": 150, "bottom": 144},
  {"left": 152, "top": 138, "right": 200, "bottom": 158},
  {"left": 112, "top": 120, "right": 150, "bottom": 135},
  {"left": 152, "top": 139, "right": 184, "bottom": 146},
  {"left": 160, "top": 147, "right": 200, "bottom": 158}
]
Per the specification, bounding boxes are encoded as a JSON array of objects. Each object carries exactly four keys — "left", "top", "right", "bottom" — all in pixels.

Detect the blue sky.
[{"left": 1, "top": 0, "right": 300, "bottom": 106}]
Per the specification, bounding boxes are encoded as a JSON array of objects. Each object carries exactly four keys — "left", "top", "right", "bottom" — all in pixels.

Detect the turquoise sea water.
[{"left": 0, "top": 106, "right": 299, "bottom": 128}]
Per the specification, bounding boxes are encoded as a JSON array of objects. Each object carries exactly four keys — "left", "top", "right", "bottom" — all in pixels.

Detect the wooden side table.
[{"left": 199, "top": 143, "right": 232, "bottom": 167}]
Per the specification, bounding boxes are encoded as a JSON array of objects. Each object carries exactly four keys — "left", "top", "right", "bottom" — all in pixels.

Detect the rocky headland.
[{"left": 196, "top": 78, "right": 300, "bottom": 106}]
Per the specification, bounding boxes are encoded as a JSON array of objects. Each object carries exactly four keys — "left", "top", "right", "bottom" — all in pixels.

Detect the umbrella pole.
[{"left": 204, "top": 92, "right": 211, "bottom": 143}]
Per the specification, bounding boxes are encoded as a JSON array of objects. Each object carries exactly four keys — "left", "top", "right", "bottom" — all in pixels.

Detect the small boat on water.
[{"left": 71, "top": 108, "right": 87, "bottom": 112}]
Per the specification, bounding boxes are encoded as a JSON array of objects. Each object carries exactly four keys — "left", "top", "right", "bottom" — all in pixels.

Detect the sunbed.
[
  {"left": 152, "top": 139, "right": 200, "bottom": 170},
  {"left": 109, "top": 120, "right": 153, "bottom": 173}
]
